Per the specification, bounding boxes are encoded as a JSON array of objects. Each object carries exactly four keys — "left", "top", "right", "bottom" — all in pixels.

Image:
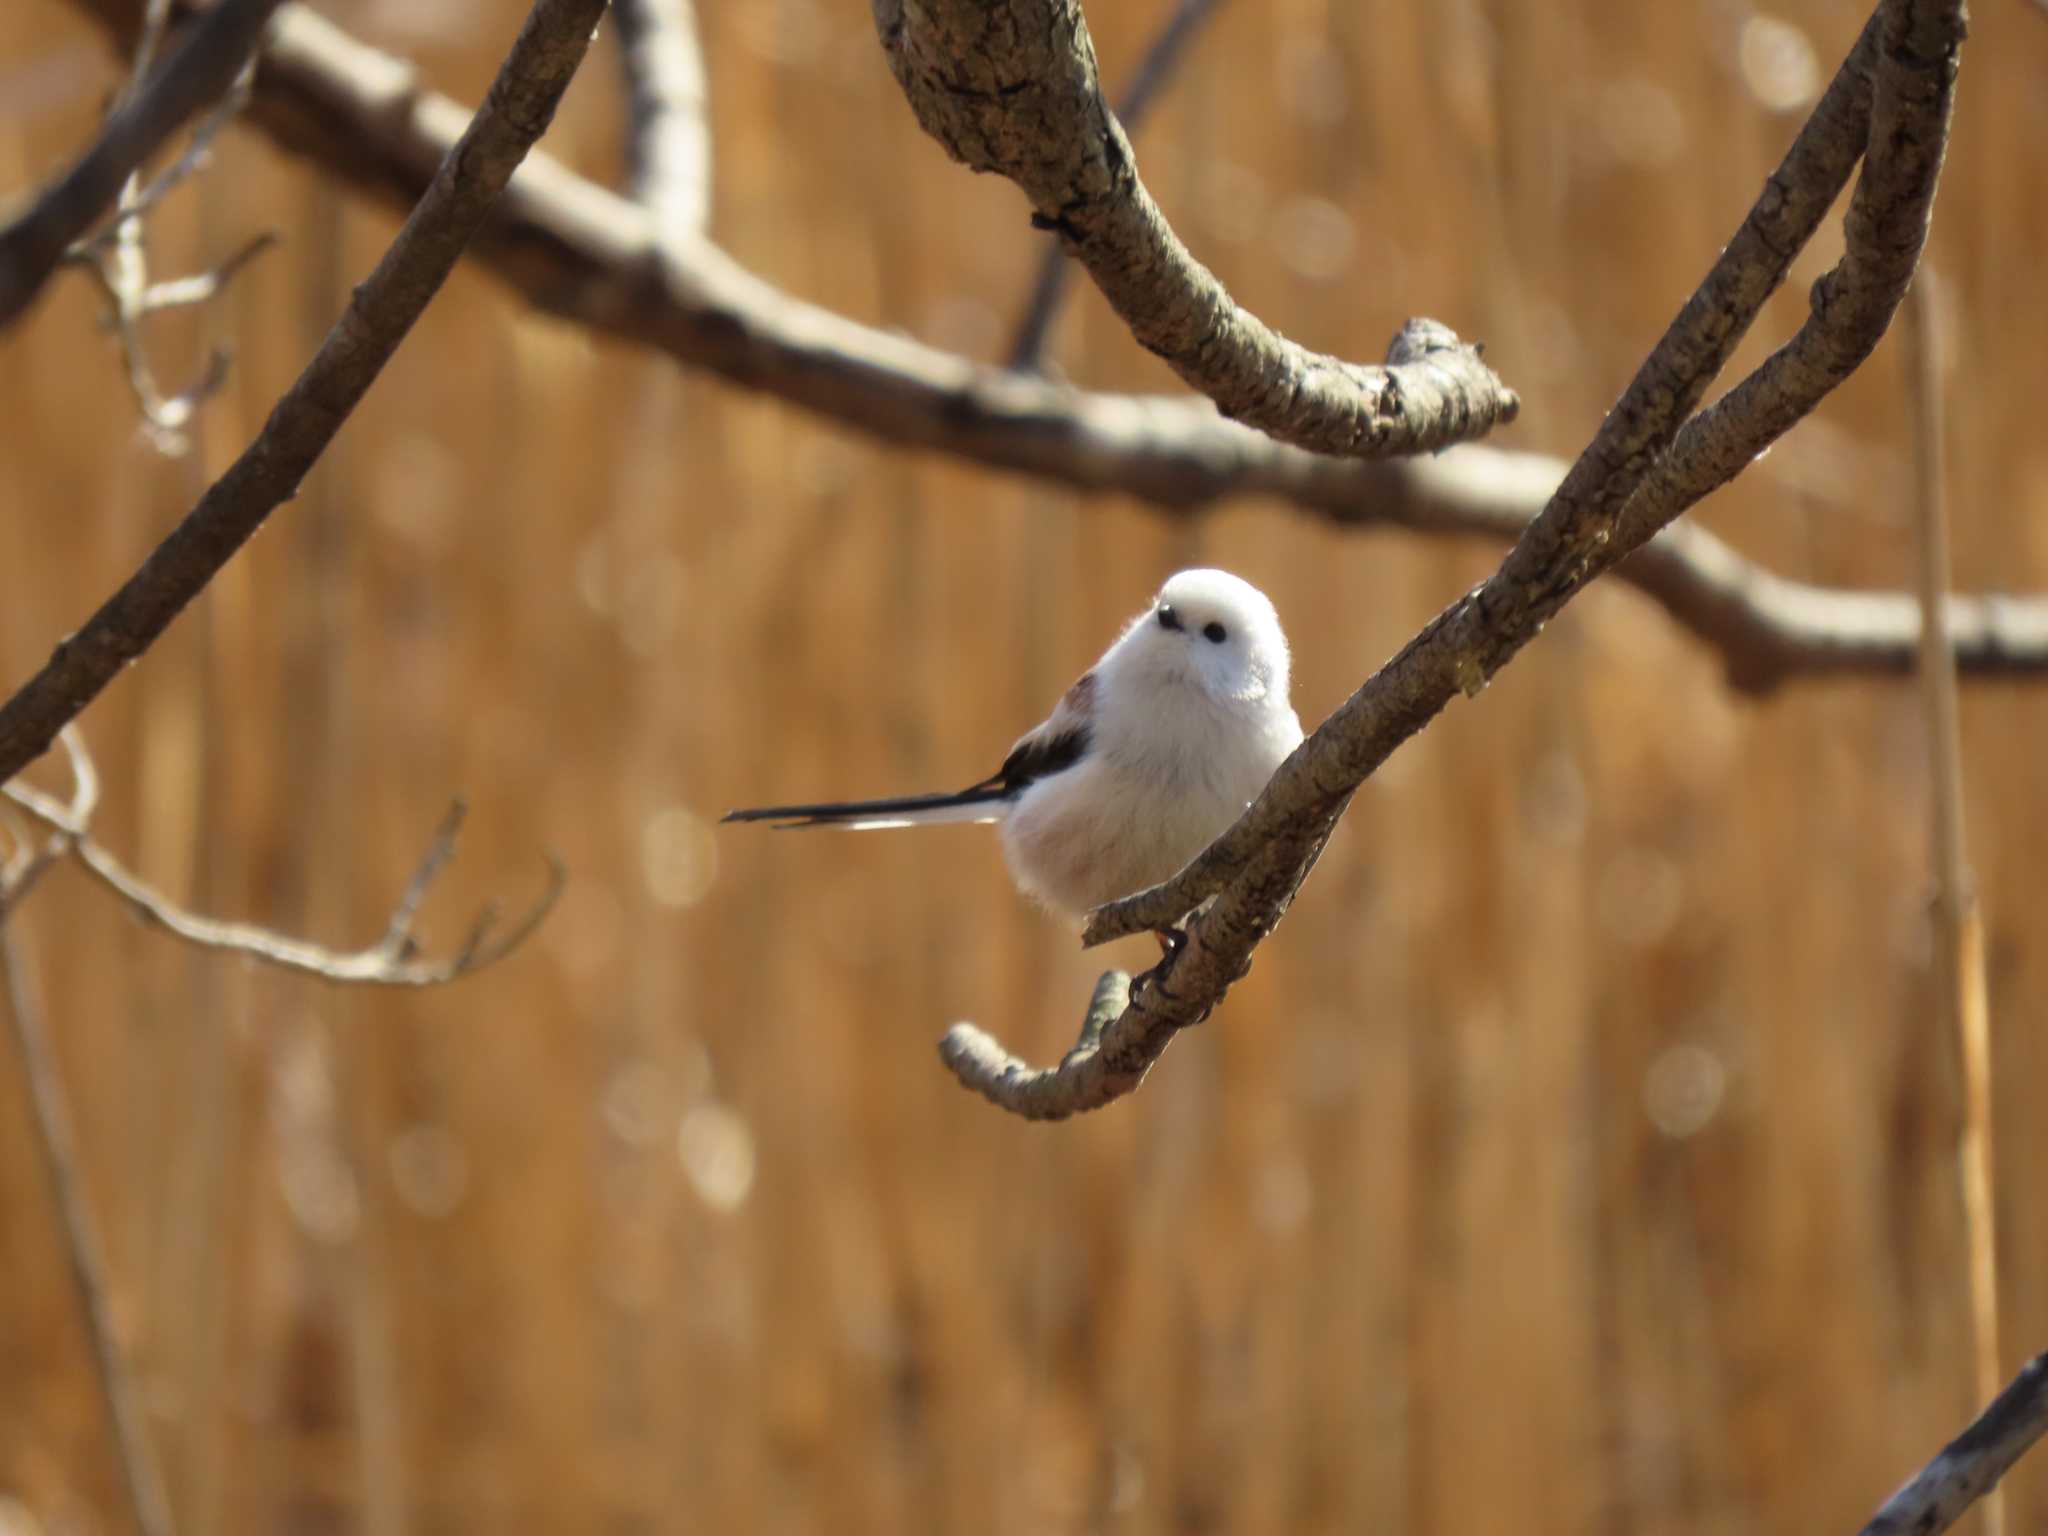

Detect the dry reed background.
[{"left": 3, "top": 0, "right": 2047, "bottom": 1531}]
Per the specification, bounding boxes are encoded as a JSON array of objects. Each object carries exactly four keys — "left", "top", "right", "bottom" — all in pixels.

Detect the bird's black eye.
[
  {"left": 1157, "top": 604, "right": 1183, "bottom": 632},
  {"left": 1203, "top": 621, "right": 1228, "bottom": 644}
]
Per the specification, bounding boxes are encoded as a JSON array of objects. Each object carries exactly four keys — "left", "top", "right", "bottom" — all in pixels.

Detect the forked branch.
[{"left": 5, "top": 731, "right": 561, "bottom": 986}]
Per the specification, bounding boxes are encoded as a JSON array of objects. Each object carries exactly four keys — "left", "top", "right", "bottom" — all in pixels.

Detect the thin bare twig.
[
  {"left": 0, "top": 0, "right": 284, "bottom": 329},
  {"left": 124, "top": 0, "right": 178, "bottom": 104},
  {"left": 124, "top": 228, "right": 278, "bottom": 310},
  {"left": 42, "top": 28, "right": 271, "bottom": 448},
  {"left": 58, "top": 0, "right": 2048, "bottom": 690},
  {"left": 1007, "top": 0, "right": 1224, "bottom": 371},
  {"left": 1859, "top": 1354, "right": 2048, "bottom": 1536},
  {"left": 874, "top": 0, "right": 1518, "bottom": 457},
  {"left": 612, "top": 0, "right": 711, "bottom": 241},
  {"left": 4, "top": 732, "right": 562, "bottom": 987},
  {"left": 1900, "top": 269, "right": 2003, "bottom": 1536},
  {"left": 63, "top": 218, "right": 276, "bottom": 450},
  {"left": 0, "top": 931, "right": 177, "bottom": 1536},
  {"left": 0, "top": 728, "right": 99, "bottom": 913},
  {"left": 0, "top": 0, "right": 612, "bottom": 787}
]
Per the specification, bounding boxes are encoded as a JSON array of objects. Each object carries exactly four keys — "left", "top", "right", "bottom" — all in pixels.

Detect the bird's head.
[{"left": 1116, "top": 568, "right": 1292, "bottom": 707}]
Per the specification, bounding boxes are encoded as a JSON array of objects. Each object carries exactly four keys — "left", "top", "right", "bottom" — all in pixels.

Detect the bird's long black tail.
[{"left": 721, "top": 784, "right": 1010, "bottom": 829}]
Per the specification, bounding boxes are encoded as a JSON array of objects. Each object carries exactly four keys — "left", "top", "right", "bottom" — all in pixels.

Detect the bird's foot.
[{"left": 1137, "top": 925, "right": 1190, "bottom": 996}]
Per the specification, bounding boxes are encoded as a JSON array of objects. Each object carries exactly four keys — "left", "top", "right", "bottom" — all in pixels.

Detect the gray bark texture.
[{"left": 871, "top": 0, "right": 1520, "bottom": 456}]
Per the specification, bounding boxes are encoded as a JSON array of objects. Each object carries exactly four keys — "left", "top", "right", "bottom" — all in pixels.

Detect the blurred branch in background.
[
  {"left": 55, "top": 0, "right": 2048, "bottom": 689},
  {"left": 0, "top": 0, "right": 610, "bottom": 788},
  {"left": 0, "top": 756, "right": 175, "bottom": 1536},
  {"left": 58, "top": 58, "right": 279, "bottom": 452},
  {"left": 1900, "top": 270, "right": 2004, "bottom": 1536},
  {"left": 5, "top": 731, "right": 562, "bottom": 986},
  {"left": 1006, "top": 0, "right": 1225, "bottom": 372},
  {"left": 613, "top": 0, "right": 710, "bottom": 245},
  {"left": 1860, "top": 1355, "right": 2048, "bottom": 1536},
  {"left": 873, "top": 0, "right": 1519, "bottom": 456},
  {"left": 64, "top": 209, "right": 276, "bottom": 452},
  {"left": 1034, "top": 0, "right": 1964, "bottom": 1114},
  {"left": 0, "top": 0, "right": 281, "bottom": 329}
]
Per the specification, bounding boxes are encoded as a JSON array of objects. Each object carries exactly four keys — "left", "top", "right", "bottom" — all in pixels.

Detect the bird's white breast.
[{"left": 998, "top": 670, "right": 1302, "bottom": 920}]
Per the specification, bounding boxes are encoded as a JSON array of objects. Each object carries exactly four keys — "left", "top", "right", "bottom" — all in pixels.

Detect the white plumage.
[{"left": 723, "top": 569, "right": 1304, "bottom": 922}]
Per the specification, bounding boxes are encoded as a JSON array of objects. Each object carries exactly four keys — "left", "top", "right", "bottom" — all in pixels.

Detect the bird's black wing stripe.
[{"left": 994, "top": 723, "right": 1090, "bottom": 795}]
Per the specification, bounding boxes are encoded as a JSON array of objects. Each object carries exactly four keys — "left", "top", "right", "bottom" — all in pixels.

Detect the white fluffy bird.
[{"left": 723, "top": 569, "right": 1304, "bottom": 922}]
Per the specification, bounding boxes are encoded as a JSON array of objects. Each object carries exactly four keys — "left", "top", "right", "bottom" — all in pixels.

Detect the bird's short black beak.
[{"left": 1156, "top": 604, "right": 1183, "bottom": 632}]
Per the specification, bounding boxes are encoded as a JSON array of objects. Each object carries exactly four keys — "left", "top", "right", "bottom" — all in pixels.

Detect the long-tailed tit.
[{"left": 723, "top": 569, "right": 1304, "bottom": 923}]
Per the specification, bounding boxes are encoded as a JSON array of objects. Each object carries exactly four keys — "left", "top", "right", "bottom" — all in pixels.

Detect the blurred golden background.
[{"left": 4, "top": 0, "right": 2048, "bottom": 1530}]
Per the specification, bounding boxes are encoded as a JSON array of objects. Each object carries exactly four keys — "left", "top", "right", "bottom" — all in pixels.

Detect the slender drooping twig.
[
  {"left": 0, "top": 930, "right": 176, "bottom": 1536},
  {"left": 1900, "top": 270, "right": 2003, "bottom": 1536},
  {"left": 613, "top": 0, "right": 711, "bottom": 242},
  {"left": 1858, "top": 1354, "right": 2048, "bottom": 1536},
  {"left": 0, "top": 0, "right": 612, "bottom": 788},
  {"left": 1007, "top": 0, "right": 1224, "bottom": 371},
  {"left": 0, "top": 0, "right": 284, "bottom": 329},
  {"left": 874, "top": 0, "right": 1519, "bottom": 457},
  {"left": 56, "top": 0, "right": 2048, "bottom": 690},
  {"left": 4, "top": 732, "right": 561, "bottom": 987},
  {"left": 943, "top": 0, "right": 1966, "bottom": 1117}
]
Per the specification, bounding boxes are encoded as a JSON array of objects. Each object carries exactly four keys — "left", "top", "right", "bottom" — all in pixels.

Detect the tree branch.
[
  {"left": 871, "top": 0, "right": 1519, "bottom": 457},
  {"left": 0, "top": 0, "right": 611, "bottom": 788},
  {"left": 612, "top": 0, "right": 710, "bottom": 242},
  {"left": 940, "top": 969, "right": 1139, "bottom": 1120},
  {"left": 0, "top": 0, "right": 283, "bottom": 330},
  {"left": 1859, "top": 1354, "right": 2048, "bottom": 1536},
  {"left": 4, "top": 731, "right": 562, "bottom": 987},
  {"left": 0, "top": 729, "right": 99, "bottom": 916},
  {"left": 0, "top": 925, "right": 176, "bottom": 1536},
  {"left": 51, "top": 0, "right": 2048, "bottom": 692},
  {"left": 1006, "top": 0, "right": 1223, "bottom": 372},
  {"left": 54, "top": 35, "right": 275, "bottom": 450}
]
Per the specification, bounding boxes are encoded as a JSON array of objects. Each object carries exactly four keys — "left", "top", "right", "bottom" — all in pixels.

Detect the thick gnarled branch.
[{"left": 872, "top": 0, "right": 1518, "bottom": 457}]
